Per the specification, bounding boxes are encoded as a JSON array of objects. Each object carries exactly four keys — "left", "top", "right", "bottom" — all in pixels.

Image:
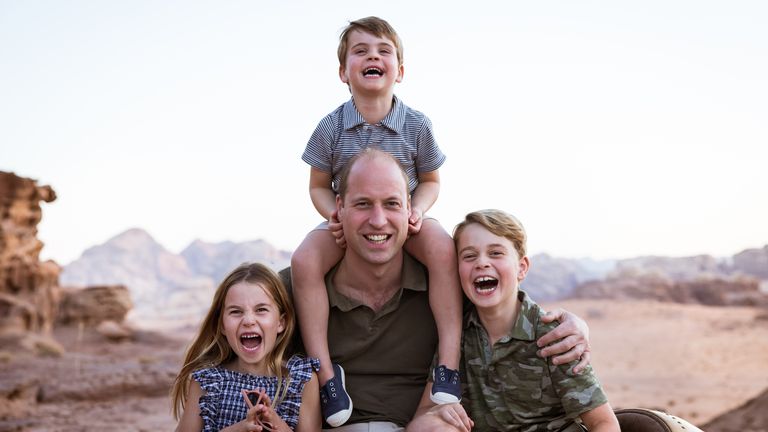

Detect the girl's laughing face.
[{"left": 221, "top": 282, "right": 285, "bottom": 375}]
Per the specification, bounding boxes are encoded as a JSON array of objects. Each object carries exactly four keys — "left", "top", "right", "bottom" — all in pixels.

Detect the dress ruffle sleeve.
[{"left": 192, "top": 367, "right": 225, "bottom": 432}]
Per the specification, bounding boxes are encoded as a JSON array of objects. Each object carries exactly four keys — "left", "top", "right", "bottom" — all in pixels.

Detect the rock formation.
[
  {"left": 571, "top": 271, "right": 767, "bottom": 306},
  {"left": 0, "top": 171, "right": 59, "bottom": 335},
  {"left": 704, "top": 387, "right": 768, "bottom": 432}
]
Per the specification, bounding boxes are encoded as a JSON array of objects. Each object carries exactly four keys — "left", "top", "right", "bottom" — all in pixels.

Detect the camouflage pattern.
[{"left": 461, "top": 290, "right": 607, "bottom": 431}]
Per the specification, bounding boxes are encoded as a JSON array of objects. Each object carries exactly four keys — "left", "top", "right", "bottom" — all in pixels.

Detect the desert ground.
[{"left": 1, "top": 299, "right": 767, "bottom": 431}]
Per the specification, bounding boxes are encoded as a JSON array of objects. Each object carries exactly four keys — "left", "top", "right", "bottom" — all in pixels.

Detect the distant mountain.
[
  {"left": 61, "top": 228, "right": 768, "bottom": 327},
  {"left": 60, "top": 229, "right": 292, "bottom": 329},
  {"left": 182, "top": 238, "right": 291, "bottom": 284},
  {"left": 523, "top": 254, "right": 614, "bottom": 301}
]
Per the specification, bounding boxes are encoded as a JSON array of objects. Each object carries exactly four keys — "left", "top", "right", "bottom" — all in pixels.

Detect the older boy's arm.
[
  {"left": 537, "top": 308, "right": 591, "bottom": 373},
  {"left": 408, "top": 384, "right": 473, "bottom": 432},
  {"left": 579, "top": 403, "right": 620, "bottom": 432},
  {"left": 410, "top": 170, "right": 440, "bottom": 234},
  {"left": 309, "top": 167, "right": 337, "bottom": 220}
]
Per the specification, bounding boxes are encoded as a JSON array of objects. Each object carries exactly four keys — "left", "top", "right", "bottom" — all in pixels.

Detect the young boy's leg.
[
  {"left": 405, "top": 218, "right": 463, "bottom": 404},
  {"left": 291, "top": 227, "right": 351, "bottom": 426}
]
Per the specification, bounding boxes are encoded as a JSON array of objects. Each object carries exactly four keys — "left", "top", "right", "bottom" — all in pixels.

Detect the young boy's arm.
[
  {"left": 309, "top": 167, "right": 336, "bottom": 220},
  {"left": 409, "top": 170, "right": 440, "bottom": 234}
]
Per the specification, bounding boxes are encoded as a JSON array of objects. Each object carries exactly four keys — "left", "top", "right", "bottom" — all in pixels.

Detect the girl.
[{"left": 172, "top": 262, "right": 321, "bottom": 432}]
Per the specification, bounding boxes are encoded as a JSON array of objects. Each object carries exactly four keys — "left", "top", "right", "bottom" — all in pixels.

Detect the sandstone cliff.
[{"left": 0, "top": 171, "right": 59, "bottom": 335}]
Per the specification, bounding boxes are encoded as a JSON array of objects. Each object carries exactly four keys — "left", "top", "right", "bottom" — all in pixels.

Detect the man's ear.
[
  {"left": 518, "top": 256, "right": 530, "bottom": 282},
  {"left": 336, "top": 194, "right": 344, "bottom": 220}
]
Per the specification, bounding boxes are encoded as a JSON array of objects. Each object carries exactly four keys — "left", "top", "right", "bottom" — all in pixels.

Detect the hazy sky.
[{"left": 2, "top": 1, "right": 767, "bottom": 265}]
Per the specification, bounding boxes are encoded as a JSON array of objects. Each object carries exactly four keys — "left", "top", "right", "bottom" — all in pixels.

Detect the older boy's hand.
[
  {"left": 408, "top": 208, "right": 423, "bottom": 235},
  {"left": 329, "top": 210, "right": 346, "bottom": 248},
  {"left": 537, "top": 308, "right": 591, "bottom": 374}
]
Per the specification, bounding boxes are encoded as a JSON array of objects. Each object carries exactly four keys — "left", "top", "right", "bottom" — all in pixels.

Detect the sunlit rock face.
[{"left": 0, "top": 171, "right": 60, "bottom": 335}]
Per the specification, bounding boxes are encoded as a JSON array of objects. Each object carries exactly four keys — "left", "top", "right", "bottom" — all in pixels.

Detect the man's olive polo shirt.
[{"left": 282, "top": 253, "right": 438, "bottom": 427}]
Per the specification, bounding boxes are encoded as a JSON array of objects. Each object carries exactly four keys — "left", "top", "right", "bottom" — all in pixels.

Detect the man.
[{"left": 283, "top": 148, "right": 590, "bottom": 431}]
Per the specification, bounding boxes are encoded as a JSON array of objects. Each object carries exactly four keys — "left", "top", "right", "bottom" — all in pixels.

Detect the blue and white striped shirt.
[{"left": 302, "top": 96, "right": 446, "bottom": 193}]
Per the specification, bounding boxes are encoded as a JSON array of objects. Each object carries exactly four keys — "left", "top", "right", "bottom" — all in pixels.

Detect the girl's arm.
[
  {"left": 580, "top": 402, "right": 620, "bottom": 432},
  {"left": 295, "top": 372, "right": 322, "bottom": 432},
  {"left": 175, "top": 380, "right": 204, "bottom": 432},
  {"left": 409, "top": 170, "right": 440, "bottom": 235}
]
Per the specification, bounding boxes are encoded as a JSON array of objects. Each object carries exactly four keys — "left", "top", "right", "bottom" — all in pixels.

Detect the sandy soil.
[{"left": 1, "top": 299, "right": 767, "bottom": 431}]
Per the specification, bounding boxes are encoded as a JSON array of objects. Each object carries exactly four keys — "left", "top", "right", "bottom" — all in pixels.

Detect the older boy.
[
  {"left": 451, "top": 210, "right": 620, "bottom": 431},
  {"left": 291, "top": 17, "right": 463, "bottom": 427}
]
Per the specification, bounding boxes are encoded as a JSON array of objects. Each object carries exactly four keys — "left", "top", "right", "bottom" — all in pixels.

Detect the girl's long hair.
[{"left": 171, "top": 262, "right": 296, "bottom": 419}]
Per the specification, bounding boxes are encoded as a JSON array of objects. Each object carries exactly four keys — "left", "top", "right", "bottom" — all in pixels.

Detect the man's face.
[{"left": 337, "top": 156, "right": 410, "bottom": 266}]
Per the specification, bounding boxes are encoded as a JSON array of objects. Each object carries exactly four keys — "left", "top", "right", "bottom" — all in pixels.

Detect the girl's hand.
[
  {"left": 329, "top": 210, "right": 346, "bottom": 248},
  {"left": 243, "top": 389, "right": 292, "bottom": 432}
]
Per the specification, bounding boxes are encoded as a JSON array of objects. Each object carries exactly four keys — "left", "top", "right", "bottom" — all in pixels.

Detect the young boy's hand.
[
  {"left": 329, "top": 210, "right": 346, "bottom": 248},
  {"left": 408, "top": 208, "right": 423, "bottom": 235}
]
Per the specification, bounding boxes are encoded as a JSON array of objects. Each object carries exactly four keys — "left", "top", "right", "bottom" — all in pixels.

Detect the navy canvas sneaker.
[
  {"left": 430, "top": 364, "right": 461, "bottom": 404},
  {"left": 320, "top": 363, "right": 353, "bottom": 427}
]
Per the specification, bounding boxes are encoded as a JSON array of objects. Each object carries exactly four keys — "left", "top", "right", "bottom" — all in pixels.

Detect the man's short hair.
[{"left": 337, "top": 148, "right": 410, "bottom": 200}]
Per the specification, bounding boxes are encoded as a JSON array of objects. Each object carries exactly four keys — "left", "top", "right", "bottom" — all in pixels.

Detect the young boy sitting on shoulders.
[
  {"left": 453, "top": 209, "right": 619, "bottom": 432},
  {"left": 290, "top": 16, "right": 463, "bottom": 427}
]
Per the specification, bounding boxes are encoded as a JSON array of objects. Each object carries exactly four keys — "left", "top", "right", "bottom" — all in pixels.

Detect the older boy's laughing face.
[
  {"left": 457, "top": 223, "right": 529, "bottom": 313},
  {"left": 339, "top": 30, "right": 403, "bottom": 96}
]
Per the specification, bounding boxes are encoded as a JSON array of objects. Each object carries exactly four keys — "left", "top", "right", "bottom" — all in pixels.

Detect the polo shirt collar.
[
  {"left": 464, "top": 290, "right": 537, "bottom": 342},
  {"left": 342, "top": 96, "right": 406, "bottom": 132},
  {"left": 326, "top": 252, "right": 427, "bottom": 312}
]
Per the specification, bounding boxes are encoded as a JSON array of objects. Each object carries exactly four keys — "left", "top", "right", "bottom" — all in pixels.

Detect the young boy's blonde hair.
[
  {"left": 337, "top": 16, "right": 404, "bottom": 67},
  {"left": 453, "top": 209, "right": 528, "bottom": 258}
]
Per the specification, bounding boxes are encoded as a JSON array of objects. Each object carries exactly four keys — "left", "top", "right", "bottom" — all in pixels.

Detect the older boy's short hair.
[
  {"left": 337, "top": 16, "right": 404, "bottom": 68},
  {"left": 453, "top": 209, "right": 528, "bottom": 258}
]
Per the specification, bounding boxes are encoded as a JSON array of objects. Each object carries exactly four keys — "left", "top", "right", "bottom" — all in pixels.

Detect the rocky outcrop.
[
  {"left": 0, "top": 171, "right": 60, "bottom": 335},
  {"left": 704, "top": 387, "right": 768, "bottom": 432},
  {"left": 57, "top": 285, "right": 132, "bottom": 326}
]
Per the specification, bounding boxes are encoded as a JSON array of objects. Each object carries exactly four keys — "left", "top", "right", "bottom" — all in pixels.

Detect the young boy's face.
[
  {"left": 339, "top": 29, "right": 403, "bottom": 96},
  {"left": 456, "top": 223, "right": 529, "bottom": 312}
]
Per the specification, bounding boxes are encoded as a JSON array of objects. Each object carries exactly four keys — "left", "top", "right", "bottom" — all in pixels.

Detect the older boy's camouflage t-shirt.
[{"left": 461, "top": 290, "right": 608, "bottom": 432}]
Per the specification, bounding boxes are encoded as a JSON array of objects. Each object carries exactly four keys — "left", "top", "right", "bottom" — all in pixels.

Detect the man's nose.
[{"left": 369, "top": 204, "right": 387, "bottom": 227}]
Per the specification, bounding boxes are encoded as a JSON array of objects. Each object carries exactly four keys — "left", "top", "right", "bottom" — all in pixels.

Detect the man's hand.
[
  {"left": 537, "top": 308, "right": 591, "bottom": 374},
  {"left": 328, "top": 210, "right": 346, "bottom": 248}
]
